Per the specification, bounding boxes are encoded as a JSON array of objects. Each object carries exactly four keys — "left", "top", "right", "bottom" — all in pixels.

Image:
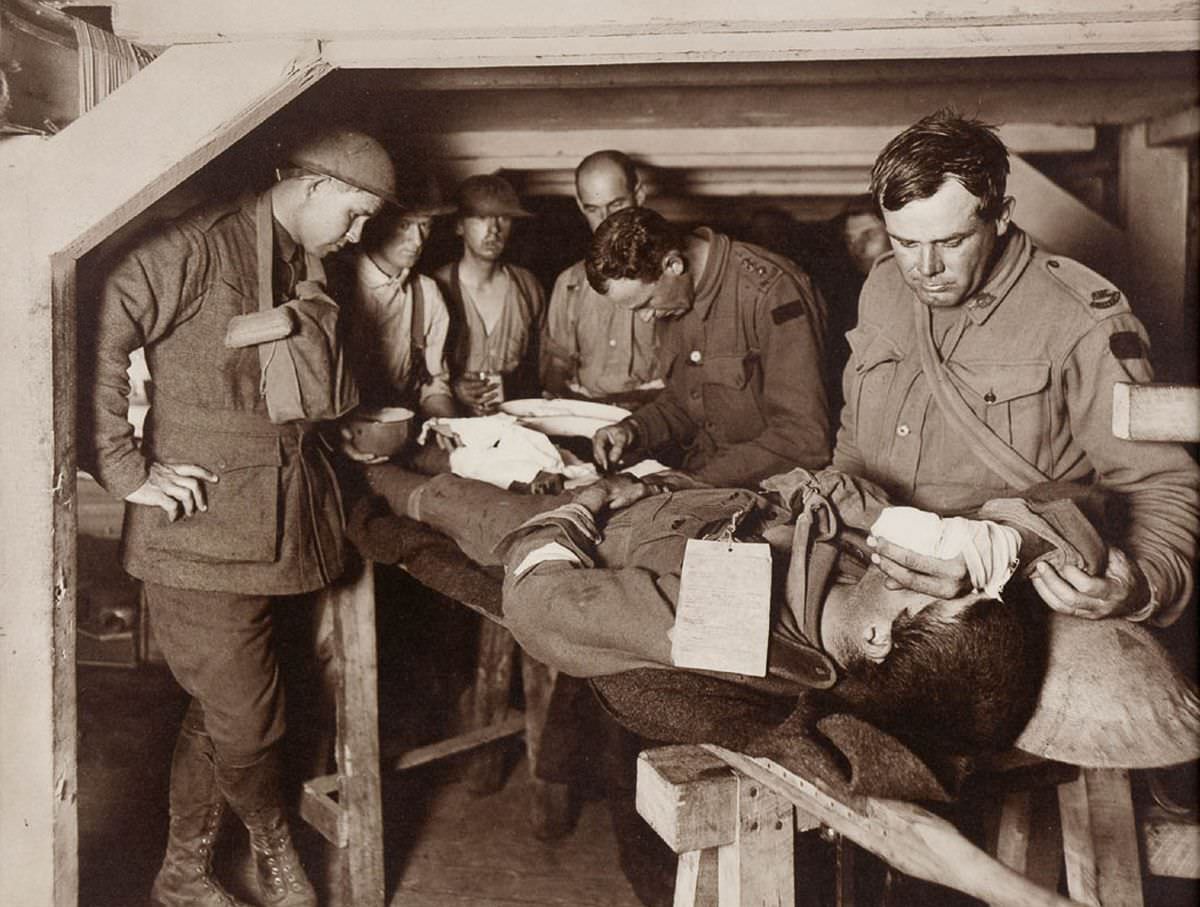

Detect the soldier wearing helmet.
[{"left": 78, "top": 127, "right": 397, "bottom": 907}]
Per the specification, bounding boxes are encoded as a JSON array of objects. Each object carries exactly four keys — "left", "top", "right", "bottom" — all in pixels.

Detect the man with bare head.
[{"left": 540, "top": 150, "right": 664, "bottom": 402}]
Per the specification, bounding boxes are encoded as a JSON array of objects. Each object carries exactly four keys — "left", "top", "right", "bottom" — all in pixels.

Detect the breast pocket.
[
  {"left": 144, "top": 425, "right": 282, "bottom": 563},
  {"left": 846, "top": 325, "right": 906, "bottom": 450},
  {"left": 950, "top": 361, "right": 1051, "bottom": 463},
  {"left": 701, "top": 352, "right": 764, "bottom": 441}
]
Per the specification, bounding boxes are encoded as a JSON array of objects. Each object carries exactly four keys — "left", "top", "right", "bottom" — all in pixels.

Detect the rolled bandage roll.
[
  {"left": 223, "top": 306, "right": 296, "bottom": 349},
  {"left": 871, "top": 506, "right": 1022, "bottom": 599}
]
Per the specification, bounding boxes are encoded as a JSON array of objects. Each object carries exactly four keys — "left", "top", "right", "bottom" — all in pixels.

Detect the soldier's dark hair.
[
  {"left": 869, "top": 108, "right": 1011, "bottom": 222},
  {"left": 830, "top": 581, "right": 1046, "bottom": 758},
  {"left": 585, "top": 206, "right": 682, "bottom": 294},
  {"left": 576, "top": 149, "right": 640, "bottom": 193}
]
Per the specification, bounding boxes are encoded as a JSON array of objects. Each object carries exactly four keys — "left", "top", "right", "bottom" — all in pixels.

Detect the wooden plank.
[
  {"left": 717, "top": 775, "right": 795, "bottom": 906},
  {"left": 519, "top": 654, "right": 572, "bottom": 840},
  {"left": 107, "top": 0, "right": 1199, "bottom": 58},
  {"left": 674, "top": 849, "right": 720, "bottom": 907},
  {"left": 636, "top": 746, "right": 739, "bottom": 854},
  {"left": 463, "top": 619, "right": 517, "bottom": 794},
  {"left": 995, "top": 790, "right": 1037, "bottom": 877},
  {"left": 34, "top": 40, "right": 331, "bottom": 259},
  {"left": 420, "top": 124, "right": 1096, "bottom": 166},
  {"left": 1080, "top": 769, "right": 1144, "bottom": 907},
  {"left": 299, "top": 781, "right": 346, "bottom": 848},
  {"left": 0, "top": 137, "right": 73, "bottom": 907},
  {"left": 1141, "top": 810, "right": 1200, "bottom": 879},
  {"left": 1058, "top": 770, "right": 1145, "bottom": 907},
  {"left": 990, "top": 787, "right": 1063, "bottom": 902},
  {"left": 703, "top": 745, "right": 1085, "bottom": 907},
  {"left": 330, "top": 560, "right": 385, "bottom": 907},
  {"left": 1112, "top": 383, "right": 1200, "bottom": 442},
  {"left": 1119, "top": 121, "right": 1193, "bottom": 364},
  {"left": 1147, "top": 106, "right": 1200, "bottom": 147},
  {"left": 1008, "top": 155, "right": 1129, "bottom": 284},
  {"left": 337, "top": 53, "right": 1198, "bottom": 94},
  {"left": 386, "top": 714, "right": 526, "bottom": 772}
]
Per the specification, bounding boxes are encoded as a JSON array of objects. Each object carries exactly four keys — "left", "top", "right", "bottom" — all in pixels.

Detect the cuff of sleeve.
[
  {"left": 1126, "top": 566, "right": 1161, "bottom": 624},
  {"left": 97, "top": 454, "right": 150, "bottom": 501},
  {"left": 492, "top": 502, "right": 600, "bottom": 563}
]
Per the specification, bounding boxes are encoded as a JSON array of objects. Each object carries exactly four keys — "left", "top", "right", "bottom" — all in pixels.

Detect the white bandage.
[
  {"left": 511, "top": 542, "right": 583, "bottom": 579},
  {"left": 871, "top": 506, "right": 1022, "bottom": 599}
]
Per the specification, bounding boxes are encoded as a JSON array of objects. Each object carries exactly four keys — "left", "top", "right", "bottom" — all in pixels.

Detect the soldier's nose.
[{"left": 917, "top": 246, "right": 943, "bottom": 276}]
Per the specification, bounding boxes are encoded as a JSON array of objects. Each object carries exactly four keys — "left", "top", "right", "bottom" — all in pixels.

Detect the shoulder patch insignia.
[
  {"left": 771, "top": 299, "right": 809, "bottom": 325},
  {"left": 1109, "top": 331, "right": 1144, "bottom": 360},
  {"left": 1041, "top": 253, "right": 1128, "bottom": 321}
]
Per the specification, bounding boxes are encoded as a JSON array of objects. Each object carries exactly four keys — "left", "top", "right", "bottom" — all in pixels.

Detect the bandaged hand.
[
  {"left": 1031, "top": 545, "right": 1151, "bottom": 620},
  {"left": 867, "top": 535, "right": 972, "bottom": 598},
  {"left": 867, "top": 506, "right": 1020, "bottom": 600}
]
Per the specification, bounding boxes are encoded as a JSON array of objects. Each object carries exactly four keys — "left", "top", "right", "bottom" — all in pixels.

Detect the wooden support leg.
[
  {"left": 991, "top": 786, "right": 1064, "bottom": 902},
  {"left": 1058, "top": 769, "right": 1144, "bottom": 907},
  {"left": 637, "top": 746, "right": 795, "bottom": 907},
  {"left": 463, "top": 619, "right": 516, "bottom": 795},
  {"left": 327, "top": 561, "right": 386, "bottom": 907},
  {"left": 835, "top": 834, "right": 856, "bottom": 907},
  {"left": 674, "top": 849, "right": 719, "bottom": 907},
  {"left": 717, "top": 774, "right": 795, "bottom": 906},
  {"left": 519, "top": 652, "right": 572, "bottom": 840}
]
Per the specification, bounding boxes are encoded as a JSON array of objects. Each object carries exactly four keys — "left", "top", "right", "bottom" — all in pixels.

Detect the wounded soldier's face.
[{"left": 819, "top": 565, "right": 976, "bottom": 667}]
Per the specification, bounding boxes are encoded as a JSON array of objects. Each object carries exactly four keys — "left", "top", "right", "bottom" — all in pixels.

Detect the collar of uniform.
[
  {"left": 358, "top": 251, "right": 409, "bottom": 293},
  {"left": 264, "top": 192, "right": 302, "bottom": 271},
  {"left": 690, "top": 226, "right": 729, "bottom": 320},
  {"left": 963, "top": 226, "right": 1033, "bottom": 325}
]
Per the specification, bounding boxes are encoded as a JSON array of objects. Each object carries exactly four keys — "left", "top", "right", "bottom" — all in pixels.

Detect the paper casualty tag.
[{"left": 671, "top": 537, "right": 773, "bottom": 677}]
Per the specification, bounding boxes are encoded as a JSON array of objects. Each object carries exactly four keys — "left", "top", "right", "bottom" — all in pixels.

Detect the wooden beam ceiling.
[{"left": 77, "top": 1, "right": 1200, "bottom": 60}]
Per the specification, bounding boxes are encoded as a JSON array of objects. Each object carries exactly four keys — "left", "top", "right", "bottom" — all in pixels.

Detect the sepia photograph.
[{"left": 1, "top": 2, "right": 1198, "bottom": 905}]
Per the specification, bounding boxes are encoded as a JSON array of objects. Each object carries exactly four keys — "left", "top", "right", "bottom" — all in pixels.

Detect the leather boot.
[
  {"left": 152, "top": 702, "right": 252, "bottom": 907},
  {"left": 216, "top": 751, "right": 318, "bottom": 907}
]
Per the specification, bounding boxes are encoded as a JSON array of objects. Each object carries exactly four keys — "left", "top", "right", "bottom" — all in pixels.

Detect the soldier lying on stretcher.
[{"left": 355, "top": 463, "right": 1124, "bottom": 778}]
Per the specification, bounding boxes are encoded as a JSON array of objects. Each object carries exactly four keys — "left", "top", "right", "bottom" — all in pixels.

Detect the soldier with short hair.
[
  {"left": 587, "top": 207, "right": 831, "bottom": 490},
  {"left": 836, "top": 109, "right": 1199, "bottom": 625},
  {"left": 540, "top": 150, "right": 664, "bottom": 402}
]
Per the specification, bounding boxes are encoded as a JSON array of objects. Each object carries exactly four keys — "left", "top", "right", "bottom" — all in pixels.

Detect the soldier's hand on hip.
[
  {"left": 1030, "top": 546, "right": 1150, "bottom": 620},
  {"left": 592, "top": 421, "right": 636, "bottom": 472},
  {"left": 125, "top": 461, "right": 219, "bottom": 522},
  {"left": 867, "top": 536, "right": 972, "bottom": 599}
]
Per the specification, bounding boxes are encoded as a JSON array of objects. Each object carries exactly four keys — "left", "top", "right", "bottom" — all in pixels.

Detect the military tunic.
[
  {"left": 499, "top": 487, "right": 838, "bottom": 686},
  {"left": 80, "top": 192, "right": 345, "bottom": 595},
  {"left": 540, "top": 258, "right": 662, "bottom": 397},
  {"left": 833, "top": 227, "right": 1200, "bottom": 624},
  {"left": 626, "top": 229, "right": 831, "bottom": 489}
]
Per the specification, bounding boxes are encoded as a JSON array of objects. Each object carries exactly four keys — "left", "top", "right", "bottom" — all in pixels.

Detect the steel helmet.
[{"left": 282, "top": 128, "right": 399, "bottom": 207}]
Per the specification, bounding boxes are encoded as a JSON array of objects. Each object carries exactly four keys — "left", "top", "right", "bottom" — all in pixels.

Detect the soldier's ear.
[
  {"left": 995, "top": 196, "right": 1016, "bottom": 237},
  {"left": 863, "top": 619, "right": 893, "bottom": 663},
  {"left": 662, "top": 251, "right": 686, "bottom": 277},
  {"left": 633, "top": 181, "right": 647, "bottom": 208}
]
